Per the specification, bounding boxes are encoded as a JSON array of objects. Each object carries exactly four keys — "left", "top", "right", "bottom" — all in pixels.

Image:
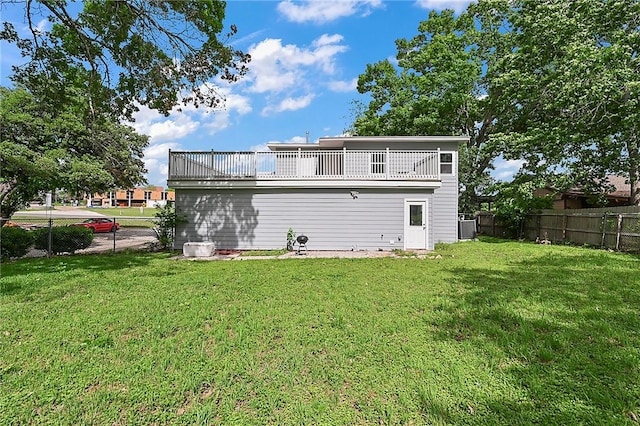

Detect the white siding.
[
  {"left": 432, "top": 141, "right": 460, "bottom": 243},
  {"left": 175, "top": 188, "right": 436, "bottom": 251}
]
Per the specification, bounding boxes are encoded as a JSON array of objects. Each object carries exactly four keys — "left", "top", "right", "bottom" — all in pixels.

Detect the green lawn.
[
  {"left": 1, "top": 239, "right": 639, "bottom": 424},
  {"left": 86, "top": 207, "right": 158, "bottom": 218}
]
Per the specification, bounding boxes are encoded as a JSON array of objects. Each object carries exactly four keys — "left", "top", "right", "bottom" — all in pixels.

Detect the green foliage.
[
  {"left": 353, "top": 0, "right": 640, "bottom": 208},
  {"left": 0, "top": 88, "right": 148, "bottom": 219},
  {"left": 286, "top": 227, "right": 296, "bottom": 251},
  {"left": 33, "top": 226, "right": 94, "bottom": 255},
  {"left": 491, "top": 176, "right": 553, "bottom": 238},
  {"left": 153, "top": 204, "right": 187, "bottom": 250},
  {"left": 0, "top": 87, "right": 148, "bottom": 219},
  {"left": 0, "top": 0, "right": 250, "bottom": 119},
  {"left": 353, "top": 6, "right": 513, "bottom": 213},
  {"left": 0, "top": 226, "right": 35, "bottom": 261},
  {"left": 492, "top": 0, "right": 640, "bottom": 205}
]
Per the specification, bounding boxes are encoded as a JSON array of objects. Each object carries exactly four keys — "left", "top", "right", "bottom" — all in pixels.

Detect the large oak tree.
[
  {"left": 0, "top": 87, "right": 148, "bottom": 219},
  {"left": 1, "top": 0, "right": 250, "bottom": 119},
  {"left": 352, "top": 4, "right": 514, "bottom": 213},
  {"left": 496, "top": 0, "right": 640, "bottom": 205},
  {"left": 353, "top": 0, "right": 640, "bottom": 208},
  {"left": 0, "top": 1, "right": 250, "bottom": 217}
]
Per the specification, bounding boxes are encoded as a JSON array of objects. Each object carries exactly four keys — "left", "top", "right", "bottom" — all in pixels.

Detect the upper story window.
[
  {"left": 161, "top": 192, "right": 168, "bottom": 201},
  {"left": 440, "top": 153, "right": 454, "bottom": 175},
  {"left": 144, "top": 191, "right": 152, "bottom": 200},
  {"left": 370, "top": 152, "right": 386, "bottom": 174},
  {"left": 126, "top": 190, "right": 134, "bottom": 199}
]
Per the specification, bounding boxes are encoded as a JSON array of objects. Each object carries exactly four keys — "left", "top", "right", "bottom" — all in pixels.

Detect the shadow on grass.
[
  {"left": 475, "top": 235, "right": 516, "bottom": 244},
  {"left": 0, "top": 251, "right": 168, "bottom": 297},
  {"left": 431, "top": 250, "right": 640, "bottom": 423}
]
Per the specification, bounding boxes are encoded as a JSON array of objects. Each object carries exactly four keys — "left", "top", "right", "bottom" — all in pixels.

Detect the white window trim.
[{"left": 440, "top": 151, "right": 456, "bottom": 176}]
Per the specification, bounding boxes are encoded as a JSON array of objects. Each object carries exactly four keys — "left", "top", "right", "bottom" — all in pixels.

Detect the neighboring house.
[
  {"left": 88, "top": 187, "right": 175, "bottom": 208},
  {"left": 534, "top": 175, "right": 631, "bottom": 209},
  {"left": 167, "top": 136, "right": 466, "bottom": 251}
]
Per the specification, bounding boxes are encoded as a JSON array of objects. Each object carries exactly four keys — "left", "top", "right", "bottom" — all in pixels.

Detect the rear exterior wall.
[{"left": 175, "top": 187, "right": 452, "bottom": 251}]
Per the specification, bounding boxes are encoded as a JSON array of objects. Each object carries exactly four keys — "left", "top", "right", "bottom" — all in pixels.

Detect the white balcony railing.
[{"left": 168, "top": 149, "right": 440, "bottom": 181}]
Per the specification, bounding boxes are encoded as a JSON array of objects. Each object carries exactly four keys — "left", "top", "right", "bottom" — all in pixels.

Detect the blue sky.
[{"left": 1, "top": 0, "right": 522, "bottom": 187}]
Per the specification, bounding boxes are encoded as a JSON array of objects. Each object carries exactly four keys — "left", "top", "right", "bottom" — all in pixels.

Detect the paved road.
[
  {"left": 25, "top": 226, "right": 158, "bottom": 257},
  {"left": 82, "top": 227, "right": 157, "bottom": 253}
]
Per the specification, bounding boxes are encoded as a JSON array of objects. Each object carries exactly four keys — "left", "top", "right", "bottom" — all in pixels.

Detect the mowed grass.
[
  {"left": 86, "top": 207, "right": 159, "bottom": 218},
  {"left": 1, "top": 239, "right": 638, "bottom": 424}
]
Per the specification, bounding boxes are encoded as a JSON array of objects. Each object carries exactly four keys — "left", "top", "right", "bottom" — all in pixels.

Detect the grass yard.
[
  {"left": 1, "top": 239, "right": 639, "bottom": 424},
  {"left": 86, "top": 207, "right": 159, "bottom": 217}
]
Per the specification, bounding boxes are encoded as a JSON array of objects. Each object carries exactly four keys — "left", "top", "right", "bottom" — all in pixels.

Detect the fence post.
[
  {"left": 600, "top": 213, "right": 607, "bottom": 248},
  {"left": 47, "top": 218, "right": 53, "bottom": 257},
  {"left": 562, "top": 214, "right": 567, "bottom": 242},
  {"left": 492, "top": 214, "right": 496, "bottom": 237},
  {"left": 113, "top": 217, "right": 117, "bottom": 252},
  {"left": 615, "top": 214, "right": 623, "bottom": 251}
]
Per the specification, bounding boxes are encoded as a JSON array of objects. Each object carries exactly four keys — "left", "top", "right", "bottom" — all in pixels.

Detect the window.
[
  {"left": 144, "top": 191, "right": 152, "bottom": 200},
  {"left": 409, "top": 204, "right": 423, "bottom": 226},
  {"left": 126, "top": 190, "right": 134, "bottom": 199},
  {"left": 371, "top": 152, "right": 386, "bottom": 174},
  {"left": 440, "top": 153, "right": 453, "bottom": 174},
  {"left": 161, "top": 191, "right": 167, "bottom": 201}
]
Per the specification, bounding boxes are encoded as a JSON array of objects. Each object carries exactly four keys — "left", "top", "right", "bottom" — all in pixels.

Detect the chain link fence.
[{"left": 4, "top": 215, "right": 158, "bottom": 258}]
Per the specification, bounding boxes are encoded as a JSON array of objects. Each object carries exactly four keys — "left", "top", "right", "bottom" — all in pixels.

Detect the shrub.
[
  {"left": 34, "top": 226, "right": 94, "bottom": 254},
  {"left": 0, "top": 226, "right": 35, "bottom": 261},
  {"left": 491, "top": 176, "right": 553, "bottom": 239},
  {"left": 153, "top": 204, "right": 187, "bottom": 250}
]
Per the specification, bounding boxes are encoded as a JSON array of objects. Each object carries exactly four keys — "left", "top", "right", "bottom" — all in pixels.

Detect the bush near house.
[
  {"left": 33, "top": 226, "right": 93, "bottom": 254},
  {"left": 0, "top": 226, "right": 34, "bottom": 260}
]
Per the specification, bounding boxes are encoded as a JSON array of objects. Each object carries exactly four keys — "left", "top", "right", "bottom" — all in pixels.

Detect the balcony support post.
[
  {"left": 343, "top": 147, "right": 347, "bottom": 179},
  {"left": 385, "top": 147, "right": 390, "bottom": 180}
]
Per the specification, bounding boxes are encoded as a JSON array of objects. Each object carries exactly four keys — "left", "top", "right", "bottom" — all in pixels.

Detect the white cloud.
[
  {"left": 414, "top": 0, "right": 473, "bottom": 13},
  {"left": 261, "top": 94, "right": 315, "bottom": 116},
  {"left": 493, "top": 158, "right": 525, "bottom": 181},
  {"left": 277, "top": 0, "right": 384, "bottom": 24},
  {"left": 246, "top": 35, "right": 348, "bottom": 94},
  {"left": 203, "top": 92, "right": 253, "bottom": 134},
  {"left": 327, "top": 77, "right": 358, "bottom": 92},
  {"left": 132, "top": 85, "right": 252, "bottom": 140},
  {"left": 130, "top": 85, "right": 252, "bottom": 184},
  {"left": 143, "top": 142, "right": 183, "bottom": 186}
]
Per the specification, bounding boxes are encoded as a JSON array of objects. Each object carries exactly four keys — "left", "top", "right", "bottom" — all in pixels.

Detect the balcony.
[{"left": 168, "top": 149, "right": 441, "bottom": 182}]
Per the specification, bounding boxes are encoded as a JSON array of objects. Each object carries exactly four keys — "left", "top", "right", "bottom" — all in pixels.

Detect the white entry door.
[{"left": 404, "top": 200, "right": 427, "bottom": 249}]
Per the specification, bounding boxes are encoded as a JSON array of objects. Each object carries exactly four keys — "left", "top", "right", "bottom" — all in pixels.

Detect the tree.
[
  {"left": 491, "top": 0, "right": 640, "bottom": 205},
  {"left": 0, "top": 87, "right": 148, "bottom": 219},
  {"left": 491, "top": 174, "right": 553, "bottom": 239},
  {"left": 352, "top": 5, "right": 515, "bottom": 213},
  {"left": 353, "top": 1, "right": 640, "bottom": 209},
  {"left": 0, "top": 0, "right": 250, "bottom": 119}
]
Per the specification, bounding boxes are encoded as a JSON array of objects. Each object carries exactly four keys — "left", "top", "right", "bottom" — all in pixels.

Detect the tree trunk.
[{"left": 631, "top": 179, "right": 640, "bottom": 206}]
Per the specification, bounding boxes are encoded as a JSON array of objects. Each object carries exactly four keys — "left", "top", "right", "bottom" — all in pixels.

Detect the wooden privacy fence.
[{"left": 477, "top": 207, "right": 640, "bottom": 252}]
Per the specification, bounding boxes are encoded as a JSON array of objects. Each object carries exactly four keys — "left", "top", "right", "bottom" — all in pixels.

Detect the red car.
[{"left": 70, "top": 218, "right": 120, "bottom": 233}]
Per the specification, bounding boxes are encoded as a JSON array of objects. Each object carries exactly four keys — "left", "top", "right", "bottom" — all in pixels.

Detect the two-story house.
[{"left": 167, "top": 136, "right": 466, "bottom": 251}]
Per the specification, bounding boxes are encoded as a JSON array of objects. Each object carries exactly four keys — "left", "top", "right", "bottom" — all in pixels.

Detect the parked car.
[{"left": 70, "top": 218, "right": 120, "bottom": 233}]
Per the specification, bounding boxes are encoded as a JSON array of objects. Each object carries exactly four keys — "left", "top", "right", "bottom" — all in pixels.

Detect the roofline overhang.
[{"left": 267, "top": 135, "right": 469, "bottom": 150}]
